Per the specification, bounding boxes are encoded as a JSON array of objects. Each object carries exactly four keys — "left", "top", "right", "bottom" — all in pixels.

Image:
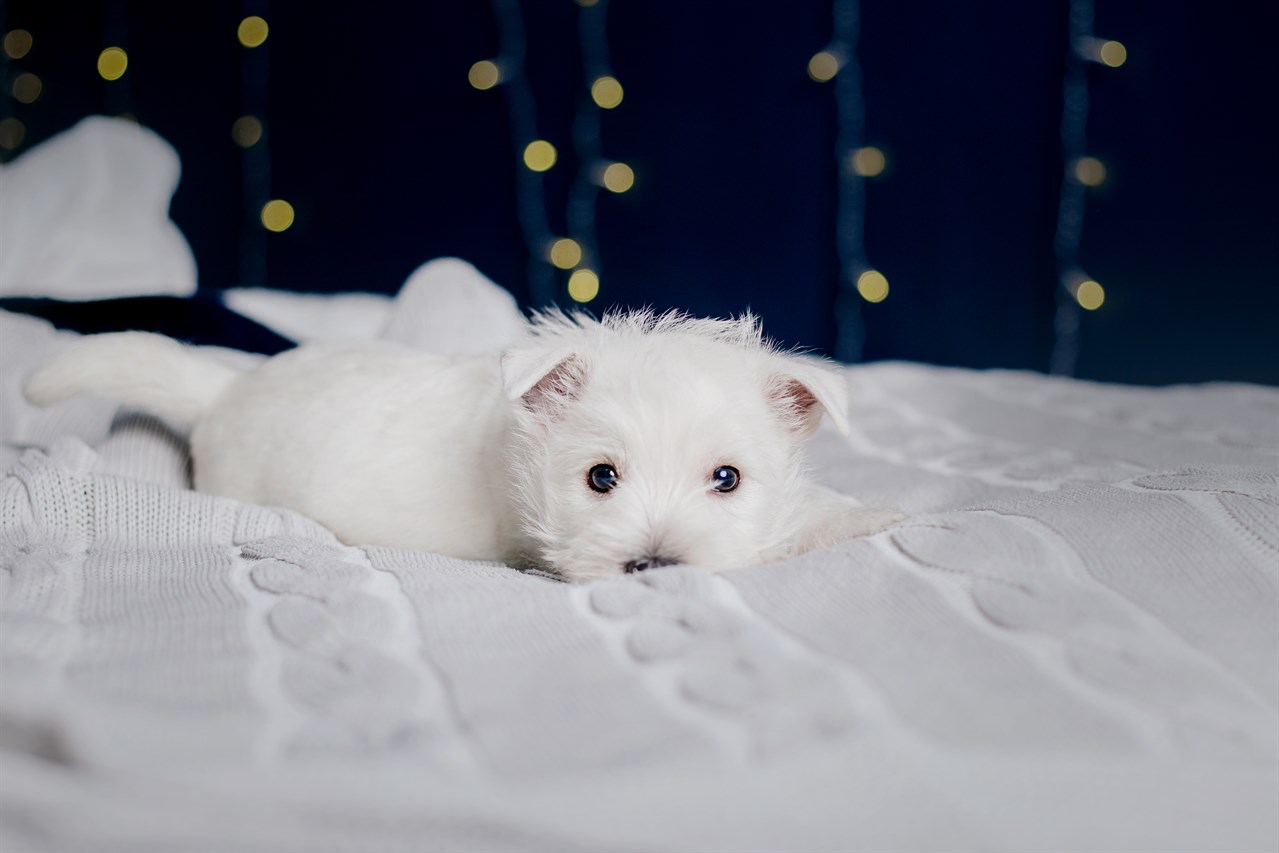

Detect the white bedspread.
[{"left": 1, "top": 307, "right": 1276, "bottom": 852}]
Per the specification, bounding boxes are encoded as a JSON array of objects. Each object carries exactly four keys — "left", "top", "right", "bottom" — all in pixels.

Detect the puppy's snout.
[{"left": 624, "top": 556, "right": 680, "bottom": 574}]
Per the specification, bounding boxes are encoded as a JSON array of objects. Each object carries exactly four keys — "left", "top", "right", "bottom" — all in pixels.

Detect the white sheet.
[{"left": 2, "top": 306, "right": 1276, "bottom": 852}]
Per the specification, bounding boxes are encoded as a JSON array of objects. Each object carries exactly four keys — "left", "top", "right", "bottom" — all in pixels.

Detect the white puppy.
[{"left": 25, "top": 310, "right": 902, "bottom": 581}]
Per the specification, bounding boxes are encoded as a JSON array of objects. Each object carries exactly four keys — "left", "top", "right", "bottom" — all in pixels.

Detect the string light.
[
  {"left": 1051, "top": 0, "right": 1126, "bottom": 375},
  {"left": 567, "top": 269, "right": 600, "bottom": 302},
  {"left": 0, "top": 118, "right": 25, "bottom": 150},
  {"left": 599, "top": 161, "right": 634, "bottom": 193},
  {"left": 1075, "top": 279, "right": 1105, "bottom": 310},
  {"left": 807, "top": 50, "right": 843, "bottom": 83},
  {"left": 564, "top": 0, "right": 624, "bottom": 305},
  {"left": 3, "top": 29, "right": 33, "bottom": 60},
  {"left": 856, "top": 269, "right": 889, "bottom": 303},
  {"left": 260, "top": 199, "right": 294, "bottom": 232},
  {"left": 590, "top": 75, "right": 623, "bottom": 108},
  {"left": 97, "top": 47, "right": 128, "bottom": 81},
  {"left": 1072, "top": 155, "right": 1106, "bottom": 186},
  {"left": 549, "top": 238, "right": 583, "bottom": 269},
  {"left": 238, "top": 3, "right": 273, "bottom": 285},
  {"left": 850, "top": 146, "right": 885, "bottom": 177},
  {"left": 1099, "top": 40, "right": 1127, "bottom": 67},
  {"left": 238, "top": 16, "right": 269, "bottom": 48},
  {"left": 816, "top": 0, "right": 879, "bottom": 361},
  {"left": 231, "top": 115, "right": 263, "bottom": 147},
  {"left": 12, "top": 72, "right": 41, "bottom": 104},
  {"left": 468, "top": 60, "right": 501, "bottom": 90},
  {"left": 484, "top": 0, "right": 558, "bottom": 306},
  {"left": 523, "top": 139, "right": 557, "bottom": 171}
]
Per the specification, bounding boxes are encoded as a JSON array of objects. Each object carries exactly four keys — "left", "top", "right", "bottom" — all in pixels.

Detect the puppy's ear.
[
  {"left": 500, "top": 347, "right": 587, "bottom": 418},
  {"left": 767, "top": 359, "right": 850, "bottom": 437}
]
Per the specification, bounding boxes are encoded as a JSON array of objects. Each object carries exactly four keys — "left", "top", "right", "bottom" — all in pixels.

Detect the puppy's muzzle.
[{"left": 624, "top": 556, "right": 680, "bottom": 574}]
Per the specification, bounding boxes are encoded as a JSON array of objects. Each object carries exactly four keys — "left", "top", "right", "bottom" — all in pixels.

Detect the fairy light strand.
[
  {"left": 565, "top": 0, "right": 613, "bottom": 302},
  {"left": 829, "top": 0, "right": 871, "bottom": 363},
  {"left": 489, "top": 0, "right": 557, "bottom": 307},
  {"left": 238, "top": 2, "right": 272, "bottom": 285},
  {"left": 1050, "top": 0, "right": 1123, "bottom": 374},
  {"left": 101, "top": 0, "right": 133, "bottom": 116}
]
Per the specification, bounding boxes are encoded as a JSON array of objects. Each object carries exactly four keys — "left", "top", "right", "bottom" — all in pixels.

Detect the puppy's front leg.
[{"left": 790, "top": 484, "right": 904, "bottom": 555}]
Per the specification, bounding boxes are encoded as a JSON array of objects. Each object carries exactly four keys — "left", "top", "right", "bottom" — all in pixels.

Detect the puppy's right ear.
[{"left": 500, "top": 347, "right": 587, "bottom": 418}]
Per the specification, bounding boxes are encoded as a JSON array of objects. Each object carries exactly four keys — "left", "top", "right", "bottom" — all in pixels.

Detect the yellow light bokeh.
[
  {"left": 568, "top": 269, "right": 600, "bottom": 303},
  {"left": 3, "top": 29, "right": 33, "bottom": 60},
  {"left": 261, "top": 199, "right": 295, "bottom": 233},
  {"left": 97, "top": 46, "right": 128, "bottom": 81},
  {"left": 523, "top": 139, "right": 557, "bottom": 172},
  {"left": 1073, "top": 156, "right": 1106, "bottom": 187},
  {"left": 602, "top": 162, "right": 635, "bottom": 193},
  {"left": 0, "top": 118, "right": 26, "bottom": 151},
  {"left": 231, "top": 115, "right": 263, "bottom": 147},
  {"left": 468, "top": 60, "right": 501, "bottom": 90},
  {"left": 12, "top": 72, "right": 42, "bottom": 104},
  {"left": 856, "top": 269, "right": 890, "bottom": 303},
  {"left": 238, "top": 16, "right": 269, "bottom": 48},
  {"left": 549, "top": 238, "right": 582, "bottom": 270},
  {"left": 851, "top": 146, "right": 886, "bottom": 177},
  {"left": 591, "top": 76, "right": 624, "bottom": 109},
  {"left": 1075, "top": 279, "right": 1105, "bottom": 310},
  {"left": 807, "top": 51, "right": 840, "bottom": 82},
  {"left": 1099, "top": 40, "right": 1127, "bottom": 67}
]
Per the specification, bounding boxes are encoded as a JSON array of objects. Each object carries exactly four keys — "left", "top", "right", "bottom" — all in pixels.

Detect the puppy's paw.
[{"left": 791, "top": 485, "right": 905, "bottom": 555}]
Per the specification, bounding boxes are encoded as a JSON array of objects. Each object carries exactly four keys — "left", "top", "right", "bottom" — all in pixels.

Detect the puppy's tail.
[{"left": 23, "top": 332, "right": 242, "bottom": 426}]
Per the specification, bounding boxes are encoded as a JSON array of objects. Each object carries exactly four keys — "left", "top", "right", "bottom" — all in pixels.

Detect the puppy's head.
[{"left": 501, "top": 310, "right": 849, "bottom": 582}]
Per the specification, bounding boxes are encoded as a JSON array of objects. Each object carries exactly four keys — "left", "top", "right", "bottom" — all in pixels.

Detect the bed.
[{"left": 1, "top": 119, "right": 1276, "bottom": 852}]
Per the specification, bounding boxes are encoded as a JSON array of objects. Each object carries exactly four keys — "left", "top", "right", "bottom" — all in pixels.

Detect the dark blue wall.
[{"left": 3, "top": 1, "right": 1276, "bottom": 385}]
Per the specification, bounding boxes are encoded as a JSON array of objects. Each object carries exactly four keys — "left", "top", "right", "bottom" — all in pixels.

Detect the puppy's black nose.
[{"left": 624, "top": 556, "right": 680, "bottom": 573}]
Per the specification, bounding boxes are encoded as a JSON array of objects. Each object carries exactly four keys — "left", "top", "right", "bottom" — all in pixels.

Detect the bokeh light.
[
  {"left": 12, "top": 72, "right": 42, "bottom": 104},
  {"left": 549, "top": 238, "right": 582, "bottom": 270},
  {"left": 1073, "top": 156, "right": 1106, "bottom": 187},
  {"left": 523, "top": 140, "right": 557, "bottom": 172},
  {"left": 807, "top": 51, "right": 841, "bottom": 82},
  {"left": 238, "top": 16, "right": 269, "bottom": 48},
  {"left": 851, "top": 146, "right": 886, "bottom": 177},
  {"left": 97, "top": 47, "right": 128, "bottom": 81},
  {"left": 261, "top": 199, "right": 295, "bottom": 232},
  {"left": 0, "top": 118, "right": 26, "bottom": 150},
  {"left": 856, "top": 269, "right": 890, "bottom": 303},
  {"left": 1099, "top": 40, "right": 1127, "bottom": 68},
  {"left": 231, "top": 116, "right": 263, "bottom": 147},
  {"left": 591, "top": 76, "right": 623, "bottom": 109},
  {"left": 601, "top": 162, "right": 634, "bottom": 193},
  {"left": 3, "top": 29, "right": 33, "bottom": 60},
  {"left": 1075, "top": 279, "right": 1105, "bottom": 310},
  {"left": 468, "top": 60, "right": 500, "bottom": 90},
  {"left": 568, "top": 269, "right": 600, "bottom": 303}
]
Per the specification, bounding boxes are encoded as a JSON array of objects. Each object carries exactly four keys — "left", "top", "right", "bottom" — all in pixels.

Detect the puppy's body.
[
  {"left": 195, "top": 344, "right": 519, "bottom": 561},
  {"left": 25, "top": 311, "right": 902, "bottom": 580}
]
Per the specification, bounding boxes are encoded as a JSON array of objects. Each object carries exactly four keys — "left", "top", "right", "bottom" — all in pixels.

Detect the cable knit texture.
[{"left": 1, "top": 309, "right": 1276, "bottom": 852}]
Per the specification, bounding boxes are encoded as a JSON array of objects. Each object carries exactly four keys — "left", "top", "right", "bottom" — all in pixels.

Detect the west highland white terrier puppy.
[{"left": 25, "top": 310, "right": 902, "bottom": 581}]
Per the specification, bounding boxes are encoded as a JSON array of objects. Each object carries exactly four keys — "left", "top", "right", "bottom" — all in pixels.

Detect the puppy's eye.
[
  {"left": 710, "top": 465, "right": 740, "bottom": 493},
  {"left": 587, "top": 463, "right": 619, "bottom": 494}
]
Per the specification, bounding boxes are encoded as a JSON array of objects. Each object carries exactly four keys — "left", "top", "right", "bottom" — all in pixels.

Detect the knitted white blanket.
[{"left": 1, "top": 308, "right": 1276, "bottom": 852}]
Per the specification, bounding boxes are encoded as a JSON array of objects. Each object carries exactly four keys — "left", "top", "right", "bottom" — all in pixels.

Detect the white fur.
[{"left": 24, "top": 310, "right": 903, "bottom": 581}]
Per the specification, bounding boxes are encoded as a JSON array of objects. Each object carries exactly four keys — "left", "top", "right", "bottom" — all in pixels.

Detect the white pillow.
[{"left": 0, "top": 116, "right": 197, "bottom": 300}]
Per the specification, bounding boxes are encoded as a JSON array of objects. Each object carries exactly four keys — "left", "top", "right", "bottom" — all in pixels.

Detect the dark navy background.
[{"left": 3, "top": 1, "right": 1276, "bottom": 385}]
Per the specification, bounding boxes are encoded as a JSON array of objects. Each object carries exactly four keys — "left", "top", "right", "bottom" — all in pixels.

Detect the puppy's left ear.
[
  {"left": 767, "top": 359, "right": 851, "bottom": 437},
  {"left": 500, "top": 346, "right": 586, "bottom": 418}
]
